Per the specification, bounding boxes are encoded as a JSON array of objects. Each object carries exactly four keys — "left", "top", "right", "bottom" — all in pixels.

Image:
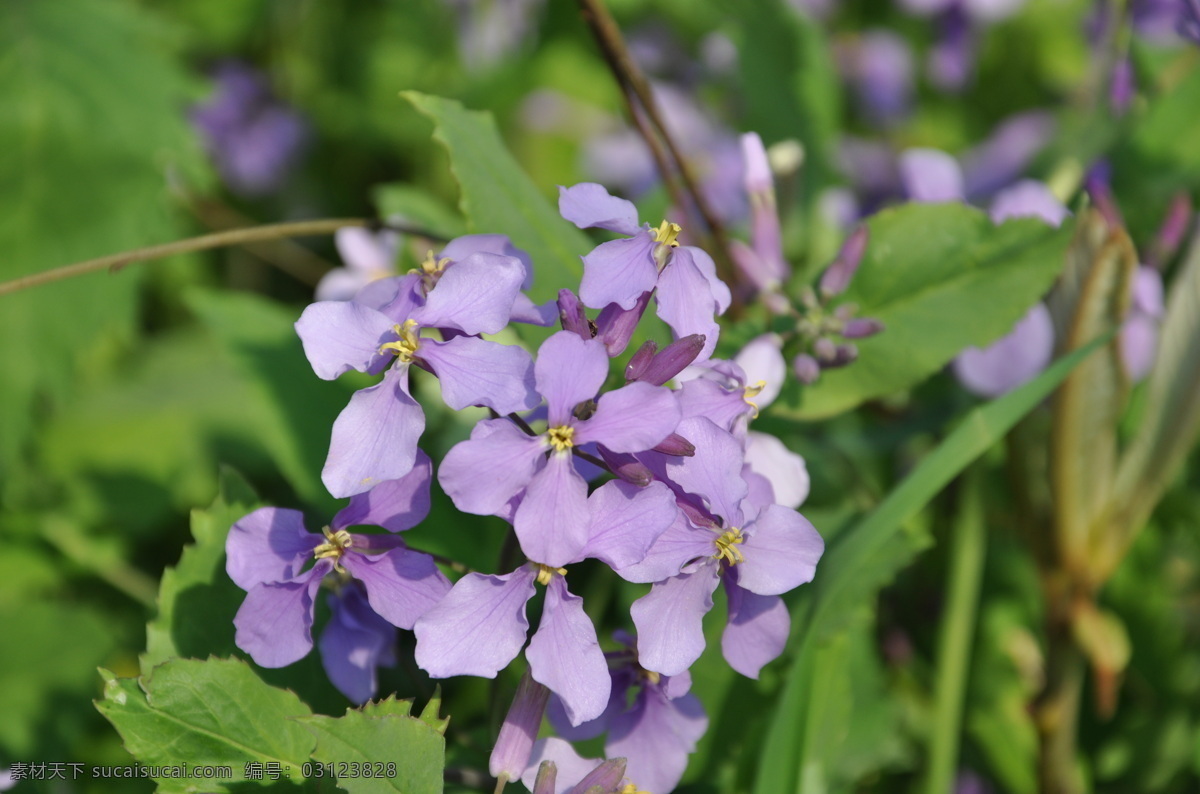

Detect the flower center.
[
  {"left": 653, "top": 220, "right": 682, "bottom": 247},
  {"left": 532, "top": 562, "right": 568, "bottom": 586},
  {"left": 547, "top": 424, "right": 575, "bottom": 452},
  {"left": 314, "top": 527, "right": 353, "bottom": 572},
  {"left": 713, "top": 527, "right": 746, "bottom": 565},
  {"left": 419, "top": 250, "right": 451, "bottom": 276},
  {"left": 638, "top": 668, "right": 661, "bottom": 686},
  {"left": 378, "top": 319, "right": 421, "bottom": 363},
  {"left": 742, "top": 380, "right": 767, "bottom": 419},
  {"left": 620, "top": 784, "right": 651, "bottom": 794}
]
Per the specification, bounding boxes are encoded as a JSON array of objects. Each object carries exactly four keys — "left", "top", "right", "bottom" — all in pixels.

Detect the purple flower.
[
  {"left": 900, "top": 148, "right": 966, "bottom": 203},
  {"left": 626, "top": 418, "right": 824, "bottom": 677},
  {"left": 296, "top": 249, "right": 538, "bottom": 497},
  {"left": 989, "top": 180, "right": 1070, "bottom": 226},
  {"left": 521, "top": 740, "right": 632, "bottom": 794},
  {"left": 1121, "top": 266, "right": 1165, "bottom": 380},
  {"left": 730, "top": 133, "right": 789, "bottom": 310},
  {"left": 226, "top": 457, "right": 450, "bottom": 701},
  {"left": 438, "top": 331, "right": 681, "bottom": 566},
  {"left": 191, "top": 61, "right": 308, "bottom": 198},
  {"left": 837, "top": 30, "right": 916, "bottom": 125},
  {"left": 315, "top": 227, "right": 404, "bottom": 302},
  {"left": 559, "top": 183, "right": 732, "bottom": 360},
  {"left": 491, "top": 669, "right": 552, "bottom": 784},
  {"left": 954, "top": 303, "right": 1055, "bottom": 398},
  {"left": 414, "top": 480, "right": 679, "bottom": 725}
]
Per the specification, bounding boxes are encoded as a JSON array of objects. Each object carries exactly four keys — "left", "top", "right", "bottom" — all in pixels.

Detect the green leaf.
[
  {"left": 754, "top": 333, "right": 1109, "bottom": 794},
  {"left": 0, "top": 0, "right": 204, "bottom": 473},
  {"left": 298, "top": 708, "right": 445, "bottom": 794},
  {"left": 402, "top": 92, "right": 591, "bottom": 304},
  {"left": 97, "top": 658, "right": 316, "bottom": 792},
  {"left": 373, "top": 183, "right": 467, "bottom": 241},
  {"left": 776, "top": 204, "right": 1075, "bottom": 419}
]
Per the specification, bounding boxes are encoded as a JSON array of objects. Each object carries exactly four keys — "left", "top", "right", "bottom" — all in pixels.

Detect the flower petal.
[
  {"left": 438, "top": 418, "right": 546, "bottom": 515},
  {"left": 579, "top": 232, "right": 660, "bottom": 311},
  {"left": 527, "top": 578, "right": 611, "bottom": 726},
  {"left": 295, "top": 300, "right": 395, "bottom": 380},
  {"left": 734, "top": 334, "right": 786, "bottom": 410},
  {"left": 233, "top": 563, "right": 329, "bottom": 668},
  {"left": 318, "top": 587, "right": 397, "bottom": 703},
  {"left": 333, "top": 450, "right": 432, "bottom": 532},
  {"left": 535, "top": 332, "right": 609, "bottom": 426},
  {"left": 613, "top": 512, "right": 715, "bottom": 584},
  {"left": 738, "top": 504, "right": 825, "bottom": 596},
  {"left": 521, "top": 738, "right": 606, "bottom": 794},
  {"left": 721, "top": 575, "right": 789, "bottom": 678},
  {"left": 322, "top": 366, "right": 425, "bottom": 498},
  {"left": 226, "top": 507, "right": 321, "bottom": 590},
  {"left": 343, "top": 547, "right": 451, "bottom": 629},
  {"left": 744, "top": 432, "right": 810, "bottom": 510},
  {"left": 665, "top": 417, "right": 748, "bottom": 526},
  {"left": 573, "top": 381, "right": 680, "bottom": 453},
  {"left": 558, "top": 183, "right": 642, "bottom": 235},
  {"left": 414, "top": 568, "right": 536, "bottom": 678},
  {"left": 631, "top": 565, "right": 720, "bottom": 676},
  {"left": 953, "top": 303, "right": 1054, "bottom": 398},
  {"left": 415, "top": 252, "right": 526, "bottom": 335},
  {"left": 418, "top": 336, "right": 538, "bottom": 413},
  {"left": 513, "top": 453, "right": 591, "bottom": 567},
  {"left": 582, "top": 480, "right": 678, "bottom": 571},
  {"left": 607, "top": 687, "right": 708, "bottom": 794}
]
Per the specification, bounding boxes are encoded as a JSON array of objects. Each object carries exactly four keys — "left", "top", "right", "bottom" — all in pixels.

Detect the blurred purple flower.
[
  {"left": 953, "top": 303, "right": 1056, "bottom": 398},
  {"left": 315, "top": 227, "right": 403, "bottom": 302},
  {"left": 191, "top": 61, "right": 308, "bottom": 198},
  {"left": 445, "top": 0, "right": 545, "bottom": 70},
  {"left": 837, "top": 31, "right": 916, "bottom": 126}
]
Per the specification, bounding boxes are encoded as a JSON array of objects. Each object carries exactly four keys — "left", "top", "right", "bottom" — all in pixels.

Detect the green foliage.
[
  {"left": 298, "top": 706, "right": 445, "bottom": 794},
  {"left": 778, "top": 204, "right": 1076, "bottom": 419},
  {"left": 373, "top": 183, "right": 468, "bottom": 241},
  {"left": 97, "top": 658, "right": 316, "bottom": 791}
]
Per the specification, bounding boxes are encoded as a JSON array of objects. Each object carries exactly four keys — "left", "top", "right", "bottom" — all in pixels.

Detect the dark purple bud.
[
  {"left": 1147, "top": 192, "right": 1194, "bottom": 270},
  {"left": 625, "top": 340, "right": 658, "bottom": 382},
  {"left": 489, "top": 669, "right": 551, "bottom": 783},
  {"left": 813, "top": 337, "right": 838, "bottom": 363},
  {"left": 819, "top": 226, "right": 869, "bottom": 298},
  {"left": 1085, "top": 161, "right": 1123, "bottom": 229},
  {"left": 828, "top": 344, "right": 859, "bottom": 368},
  {"left": 571, "top": 758, "right": 628, "bottom": 793},
  {"left": 842, "top": 317, "right": 885, "bottom": 339},
  {"left": 1110, "top": 56, "right": 1134, "bottom": 115},
  {"left": 558, "top": 289, "right": 593, "bottom": 340},
  {"left": 651, "top": 432, "right": 696, "bottom": 457},
  {"left": 595, "top": 292, "right": 651, "bottom": 356},
  {"left": 634, "top": 334, "right": 706, "bottom": 386},
  {"left": 793, "top": 353, "right": 821, "bottom": 384},
  {"left": 598, "top": 447, "right": 654, "bottom": 486}
]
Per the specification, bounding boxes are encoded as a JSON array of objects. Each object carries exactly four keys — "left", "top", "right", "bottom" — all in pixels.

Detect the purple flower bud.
[
  {"left": 595, "top": 292, "right": 652, "bottom": 356},
  {"left": 819, "top": 226, "right": 870, "bottom": 298},
  {"left": 813, "top": 337, "right": 838, "bottom": 363},
  {"left": 793, "top": 353, "right": 821, "bottom": 384},
  {"left": 531, "top": 761, "right": 558, "bottom": 794},
  {"left": 634, "top": 334, "right": 707, "bottom": 386},
  {"left": 833, "top": 343, "right": 859, "bottom": 366},
  {"left": 625, "top": 341, "right": 657, "bottom": 382},
  {"left": 571, "top": 758, "right": 629, "bottom": 793},
  {"left": 558, "top": 289, "right": 593, "bottom": 340},
  {"left": 490, "top": 669, "right": 552, "bottom": 783},
  {"left": 842, "top": 317, "right": 885, "bottom": 339},
  {"left": 1147, "top": 192, "right": 1194, "bottom": 269},
  {"left": 1085, "top": 161, "right": 1123, "bottom": 229},
  {"left": 1110, "top": 56, "right": 1134, "bottom": 115},
  {"left": 597, "top": 447, "right": 654, "bottom": 486},
  {"left": 651, "top": 432, "right": 696, "bottom": 457}
]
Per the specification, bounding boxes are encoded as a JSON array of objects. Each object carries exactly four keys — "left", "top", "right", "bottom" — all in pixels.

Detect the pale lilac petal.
[
  {"left": 414, "top": 568, "right": 536, "bottom": 678},
  {"left": 514, "top": 454, "right": 591, "bottom": 567},
  {"left": 899, "top": 148, "right": 965, "bottom": 203},
  {"left": 491, "top": 670, "right": 552, "bottom": 782},
  {"left": 655, "top": 248, "right": 722, "bottom": 360},
  {"left": 676, "top": 377, "right": 751, "bottom": 429},
  {"left": 233, "top": 563, "right": 329, "bottom": 668},
  {"left": 342, "top": 547, "right": 451, "bottom": 629},
  {"left": 336, "top": 227, "right": 399, "bottom": 274},
  {"left": 631, "top": 565, "right": 720, "bottom": 676},
  {"left": 558, "top": 183, "right": 643, "bottom": 236},
  {"left": 1121, "top": 313, "right": 1159, "bottom": 382},
  {"left": 226, "top": 507, "right": 321, "bottom": 590},
  {"left": 527, "top": 578, "right": 611, "bottom": 726},
  {"left": 734, "top": 335, "right": 786, "bottom": 410},
  {"left": 665, "top": 417, "right": 748, "bottom": 526},
  {"left": 953, "top": 303, "right": 1055, "bottom": 398},
  {"left": 366, "top": 273, "right": 424, "bottom": 320},
  {"left": 511, "top": 293, "right": 560, "bottom": 326},
  {"left": 319, "top": 587, "right": 396, "bottom": 703},
  {"left": 418, "top": 336, "right": 538, "bottom": 413},
  {"left": 989, "top": 180, "right": 1070, "bottom": 227},
  {"left": 322, "top": 366, "right": 425, "bottom": 498},
  {"left": 738, "top": 505, "right": 824, "bottom": 596},
  {"left": 582, "top": 480, "right": 678, "bottom": 570},
  {"left": 333, "top": 450, "right": 432, "bottom": 532},
  {"left": 295, "top": 301, "right": 395, "bottom": 380},
  {"left": 722, "top": 577, "right": 789, "bottom": 678},
  {"left": 574, "top": 381, "right": 681, "bottom": 452},
  {"left": 741, "top": 468, "right": 778, "bottom": 522},
  {"left": 439, "top": 419, "right": 546, "bottom": 515},
  {"left": 314, "top": 268, "right": 374, "bottom": 302},
  {"left": 1132, "top": 266, "right": 1165, "bottom": 317},
  {"left": 535, "top": 332, "right": 610, "bottom": 425},
  {"left": 522, "top": 738, "right": 604, "bottom": 794},
  {"left": 745, "top": 432, "right": 810, "bottom": 509},
  {"left": 614, "top": 512, "right": 716, "bottom": 583},
  {"left": 681, "top": 245, "right": 732, "bottom": 314},
  {"left": 608, "top": 688, "right": 708, "bottom": 794},
  {"left": 415, "top": 252, "right": 525, "bottom": 335},
  {"left": 579, "top": 232, "right": 660, "bottom": 311}
]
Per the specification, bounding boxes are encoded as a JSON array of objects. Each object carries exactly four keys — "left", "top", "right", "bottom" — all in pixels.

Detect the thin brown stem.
[
  {"left": 186, "top": 198, "right": 336, "bottom": 285},
  {"left": 426, "top": 551, "right": 473, "bottom": 575}
]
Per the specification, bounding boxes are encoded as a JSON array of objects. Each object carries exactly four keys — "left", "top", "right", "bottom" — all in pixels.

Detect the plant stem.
[
  {"left": 923, "top": 467, "right": 987, "bottom": 794},
  {"left": 1036, "top": 613, "right": 1087, "bottom": 794}
]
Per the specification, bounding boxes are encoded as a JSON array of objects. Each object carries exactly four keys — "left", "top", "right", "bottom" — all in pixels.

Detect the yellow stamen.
[
  {"left": 314, "top": 527, "right": 354, "bottom": 572},
  {"left": 547, "top": 424, "right": 575, "bottom": 452},
  {"left": 533, "top": 563, "right": 568, "bottom": 586},
  {"left": 378, "top": 319, "right": 421, "bottom": 363},
  {"left": 743, "top": 379, "right": 767, "bottom": 419},
  {"left": 414, "top": 249, "right": 451, "bottom": 275},
  {"left": 653, "top": 220, "right": 682, "bottom": 247},
  {"left": 713, "top": 528, "right": 746, "bottom": 565},
  {"left": 620, "top": 783, "right": 651, "bottom": 794},
  {"left": 638, "top": 669, "right": 662, "bottom": 686}
]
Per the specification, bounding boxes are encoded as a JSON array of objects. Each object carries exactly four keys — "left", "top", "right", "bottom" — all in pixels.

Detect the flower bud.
[
  {"left": 1147, "top": 191, "right": 1193, "bottom": 269},
  {"left": 792, "top": 353, "right": 821, "bottom": 384},
  {"left": 558, "top": 289, "right": 592, "bottom": 340},
  {"left": 635, "top": 334, "right": 706, "bottom": 386},
  {"left": 595, "top": 291, "right": 651, "bottom": 356},
  {"left": 842, "top": 317, "right": 885, "bottom": 339},
  {"left": 625, "top": 341, "right": 658, "bottom": 382},
  {"left": 598, "top": 448, "right": 654, "bottom": 486},
  {"left": 651, "top": 432, "right": 696, "bottom": 457},
  {"left": 489, "top": 669, "right": 551, "bottom": 782},
  {"left": 813, "top": 337, "right": 838, "bottom": 364},
  {"left": 819, "top": 226, "right": 869, "bottom": 298}
]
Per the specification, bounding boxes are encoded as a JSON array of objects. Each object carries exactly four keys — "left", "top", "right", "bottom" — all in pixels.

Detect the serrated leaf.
[
  {"left": 1047, "top": 210, "right": 1134, "bottom": 575},
  {"left": 418, "top": 685, "right": 450, "bottom": 736},
  {"left": 776, "top": 204, "right": 1075, "bottom": 419},
  {"left": 299, "top": 710, "right": 444, "bottom": 794},
  {"left": 402, "top": 92, "right": 590, "bottom": 304},
  {"left": 97, "top": 658, "right": 315, "bottom": 792},
  {"left": 360, "top": 696, "right": 415, "bottom": 718}
]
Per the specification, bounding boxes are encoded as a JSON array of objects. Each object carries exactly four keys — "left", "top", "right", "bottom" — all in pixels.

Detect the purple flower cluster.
[{"left": 224, "top": 176, "right": 827, "bottom": 792}]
